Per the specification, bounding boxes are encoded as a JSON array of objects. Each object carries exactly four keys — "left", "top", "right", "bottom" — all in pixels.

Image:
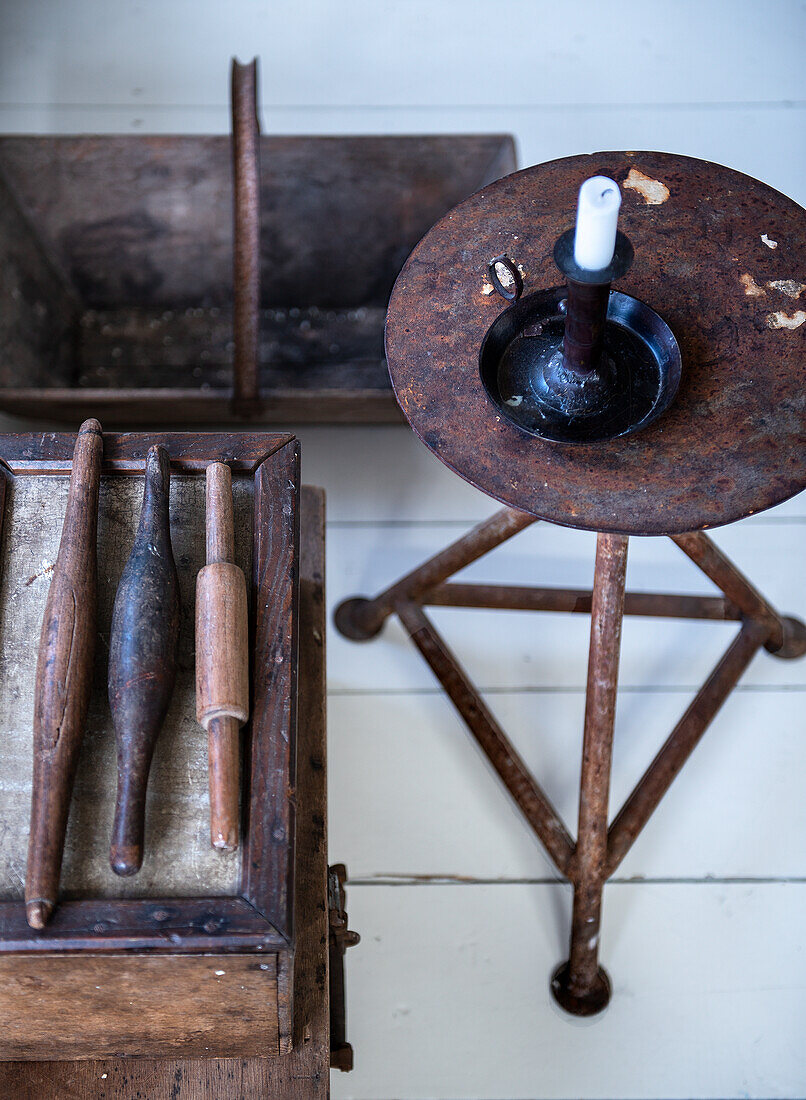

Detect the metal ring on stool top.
[{"left": 384, "top": 151, "right": 806, "bottom": 537}]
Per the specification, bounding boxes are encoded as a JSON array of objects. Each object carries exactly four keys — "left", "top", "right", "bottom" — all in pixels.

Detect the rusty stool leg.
[
  {"left": 673, "top": 531, "right": 806, "bottom": 659},
  {"left": 334, "top": 506, "right": 536, "bottom": 640},
  {"left": 551, "top": 533, "right": 628, "bottom": 1016}
]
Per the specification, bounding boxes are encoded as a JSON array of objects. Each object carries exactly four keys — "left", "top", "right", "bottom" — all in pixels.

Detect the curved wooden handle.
[
  {"left": 208, "top": 716, "right": 241, "bottom": 852},
  {"left": 231, "top": 57, "right": 261, "bottom": 411},
  {"left": 26, "top": 418, "right": 102, "bottom": 929},
  {"left": 206, "top": 461, "right": 235, "bottom": 564}
]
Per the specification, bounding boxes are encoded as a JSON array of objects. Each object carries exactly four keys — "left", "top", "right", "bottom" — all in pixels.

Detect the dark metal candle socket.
[{"left": 480, "top": 230, "right": 681, "bottom": 444}]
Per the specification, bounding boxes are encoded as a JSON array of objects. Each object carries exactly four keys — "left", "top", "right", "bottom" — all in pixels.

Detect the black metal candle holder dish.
[{"left": 480, "top": 230, "right": 681, "bottom": 444}]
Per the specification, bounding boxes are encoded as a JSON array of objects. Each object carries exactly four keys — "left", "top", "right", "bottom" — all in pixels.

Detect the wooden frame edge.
[
  {"left": 0, "top": 429, "right": 296, "bottom": 474},
  {"left": 244, "top": 437, "right": 301, "bottom": 944}
]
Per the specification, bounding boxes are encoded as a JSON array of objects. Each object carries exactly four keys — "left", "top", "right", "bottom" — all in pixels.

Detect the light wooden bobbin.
[{"left": 196, "top": 462, "right": 249, "bottom": 852}]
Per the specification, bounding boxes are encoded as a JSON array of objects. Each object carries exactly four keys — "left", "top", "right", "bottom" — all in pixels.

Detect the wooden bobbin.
[{"left": 196, "top": 462, "right": 249, "bottom": 852}]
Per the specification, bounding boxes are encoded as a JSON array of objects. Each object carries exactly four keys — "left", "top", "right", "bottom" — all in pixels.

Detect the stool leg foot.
[
  {"left": 550, "top": 960, "right": 612, "bottom": 1017},
  {"left": 765, "top": 615, "right": 806, "bottom": 660},
  {"left": 333, "top": 597, "right": 387, "bottom": 641}
]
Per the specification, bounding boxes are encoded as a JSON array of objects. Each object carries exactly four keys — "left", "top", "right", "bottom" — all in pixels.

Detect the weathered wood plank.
[
  {"left": 72, "top": 305, "right": 387, "bottom": 392},
  {"left": 0, "top": 388, "right": 405, "bottom": 426},
  {"left": 0, "top": 953, "right": 280, "bottom": 1060},
  {"left": 0, "top": 896, "right": 281, "bottom": 954},
  {"left": 0, "top": 170, "right": 78, "bottom": 389},
  {"left": 245, "top": 441, "right": 301, "bottom": 938},
  {"left": 0, "top": 135, "right": 515, "bottom": 309},
  {"left": 0, "top": 431, "right": 293, "bottom": 473}
]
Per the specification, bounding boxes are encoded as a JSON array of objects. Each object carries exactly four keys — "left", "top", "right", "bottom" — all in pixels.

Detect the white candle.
[{"left": 573, "top": 176, "right": 621, "bottom": 271}]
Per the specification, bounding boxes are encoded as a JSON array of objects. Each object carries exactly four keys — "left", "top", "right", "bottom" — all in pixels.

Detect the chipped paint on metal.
[
  {"left": 766, "top": 310, "right": 806, "bottom": 330},
  {"left": 491, "top": 260, "right": 515, "bottom": 288},
  {"left": 767, "top": 279, "right": 806, "bottom": 299},
  {"left": 623, "top": 168, "right": 670, "bottom": 205},
  {"left": 739, "top": 273, "right": 765, "bottom": 297}
]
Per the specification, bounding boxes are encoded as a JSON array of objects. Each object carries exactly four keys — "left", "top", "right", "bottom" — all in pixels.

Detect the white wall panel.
[{"left": 2, "top": 1, "right": 804, "bottom": 108}]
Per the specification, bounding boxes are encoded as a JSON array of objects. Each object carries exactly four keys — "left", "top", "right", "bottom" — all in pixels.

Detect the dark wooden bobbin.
[{"left": 108, "top": 444, "right": 180, "bottom": 877}]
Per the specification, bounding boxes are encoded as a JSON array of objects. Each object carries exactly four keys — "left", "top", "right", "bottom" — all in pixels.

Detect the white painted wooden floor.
[
  {"left": 2, "top": 1, "right": 805, "bottom": 1095},
  {"left": 297, "top": 425, "right": 806, "bottom": 1100}
]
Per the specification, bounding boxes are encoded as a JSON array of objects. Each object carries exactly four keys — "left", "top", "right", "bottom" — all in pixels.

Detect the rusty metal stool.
[{"left": 335, "top": 151, "right": 806, "bottom": 1016}]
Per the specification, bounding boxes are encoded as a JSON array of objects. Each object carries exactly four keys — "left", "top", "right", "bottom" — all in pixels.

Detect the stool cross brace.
[{"left": 335, "top": 507, "right": 806, "bottom": 1016}]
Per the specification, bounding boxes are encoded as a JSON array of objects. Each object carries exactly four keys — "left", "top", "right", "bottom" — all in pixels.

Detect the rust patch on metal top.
[{"left": 384, "top": 151, "right": 806, "bottom": 536}]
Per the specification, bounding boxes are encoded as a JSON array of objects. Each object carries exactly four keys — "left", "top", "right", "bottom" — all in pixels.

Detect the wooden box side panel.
[
  {"left": 246, "top": 441, "right": 300, "bottom": 940},
  {"left": 0, "top": 953, "right": 280, "bottom": 1061},
  {"left": 0, "top": 134, "right": 517, "bottom": 310},
  {"left": 0, "top": 171, "right": 78, "bottom": 390}
]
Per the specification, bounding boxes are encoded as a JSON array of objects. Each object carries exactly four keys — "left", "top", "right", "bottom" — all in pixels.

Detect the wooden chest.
[{"left": 0, "top": 431, "right": 329, "bottom": 1072}]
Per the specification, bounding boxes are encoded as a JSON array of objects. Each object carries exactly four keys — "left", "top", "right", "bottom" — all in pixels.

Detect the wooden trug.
[{"left": 0, "top": 133, "right": 515, "bottom": 423}]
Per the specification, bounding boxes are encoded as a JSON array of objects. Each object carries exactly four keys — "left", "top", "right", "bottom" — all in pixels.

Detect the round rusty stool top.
[{"left": 384, "top": 151, "right": 806, "bottom": 536}]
